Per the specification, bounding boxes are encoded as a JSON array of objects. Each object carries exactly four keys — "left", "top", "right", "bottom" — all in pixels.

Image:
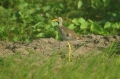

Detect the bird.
[
  {"left": 53, "top": 17, "right": 84, "bottom": 62},
  {"left": 53, "top": 17, "right": 84, "bottom": 41}
]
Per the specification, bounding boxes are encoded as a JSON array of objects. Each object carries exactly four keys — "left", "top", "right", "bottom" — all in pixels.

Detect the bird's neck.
[{"left": 58, "top": 21, "right": 62, "bottom": 27}]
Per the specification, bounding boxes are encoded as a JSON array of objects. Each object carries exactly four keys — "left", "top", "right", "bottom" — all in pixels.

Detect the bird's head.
[{"left": 53, "top": 17, "right": 63, "bottom": 24}]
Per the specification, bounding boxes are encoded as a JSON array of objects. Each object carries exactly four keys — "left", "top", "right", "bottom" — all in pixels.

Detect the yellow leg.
[{"left": 67, "top": 41, "right": 71, "bottom": 62}]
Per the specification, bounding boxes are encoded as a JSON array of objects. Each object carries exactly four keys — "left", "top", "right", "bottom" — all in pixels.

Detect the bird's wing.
[{"left": 61, "top": 26, "right": 84, "bottom": 40}]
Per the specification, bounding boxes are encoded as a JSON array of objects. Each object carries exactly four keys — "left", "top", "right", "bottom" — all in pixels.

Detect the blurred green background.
[{"left": 0, "top": 0, "right": 120, "bottom": 42}]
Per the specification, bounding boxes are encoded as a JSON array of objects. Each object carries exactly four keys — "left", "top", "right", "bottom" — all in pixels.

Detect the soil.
[{"left": 0, "top": 34, "right": 119, "bottom": 58}]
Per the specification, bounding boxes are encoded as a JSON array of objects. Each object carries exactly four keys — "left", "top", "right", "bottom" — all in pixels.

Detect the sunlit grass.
[{"left": 0, "top": 43, "right": 120, "bottom": 79}]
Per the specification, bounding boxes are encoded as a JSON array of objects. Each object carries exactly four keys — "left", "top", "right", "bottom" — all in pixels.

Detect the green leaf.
[
  {"left": 68, "top": 24, "right": 75, "bottom": 30},
  {"left": 45, "top": 28, "right": 55, "bottom": 37},
  {"left": 104, "top": 21, "right": 111, "bottom": 29},
  {"left": 88, "top": 19, "right": 94, "bottom": 24},
  {"left": 102, "top": 0, "right": 110, "bottom": 7},
  {"left": 45, "top": 13, "right": 51, "bottom": 17},
  {"left": 18, "top": 1, "right": 28, "bottom": 10},
  {"left": 118, "top": 22, "right": 120, "bottom": 28},
  {"left": 45, "top": 25, "right": 51, "bottom": 30},
  {"left": 80, "top": 22, "right": 89, "bottom": 30},
  {"left": 59, "top": 3, "right": 64, "bottom": 8},
  {"left": 78, "top": 18, "right": 86, "bottom": 24},
  {"left": 55, "top": 31, "right": 59, "bottom": 40},
  {"left": 36, "top": 33, "right": 45, "bottom": 38},
  {"left": 25, "top": 38, "right": 30, "bottom": 43},
  {"left": 13, "top": 37, "right": 19, "bottom": 42},
  {"left": 101, "top": 29, "right": 109, "bottom": 35},
  {"left": 111, "top": 23, "right": 120, "bottom": 29},
  {"left": 90, "top": 23, "right": 102, "bottom": 34},
  {"left": 42, "top": 6, "right": 51, "bottom": 12},
  {"left": 51, "top": 22, "right": 58, "bottom": 27},
  {"left": 48, "top": 28, "right": 55, "bottom": 32},
  {"left": 78, "top": 0, "right": 82, "bottom": 9},
  {"left": 0, "top": 27, "right": 5, "bottom": 33},
  {"left": 72, "top": 18, "right": 79, "bottom": 25},
  {"left": 2, "top": 31, "right": 8, "bottom": 38},
  {"left": 10, "top": 14, "right": 17, "bottom": 20},
  {"left": 25, "top": 9, "right": 35, "bottom": 15},
  {"left": 36, "top": 29, "right": 41, "bottom": 32}
]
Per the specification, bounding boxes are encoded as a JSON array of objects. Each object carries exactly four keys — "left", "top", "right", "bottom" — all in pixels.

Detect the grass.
[{"left": 0, "top": 43, "right": 120, "bottom": 79}]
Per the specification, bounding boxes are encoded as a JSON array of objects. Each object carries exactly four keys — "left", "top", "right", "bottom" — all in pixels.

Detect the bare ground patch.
[{"left": 0, "top": 34, "right": 119, "bottom": 58}]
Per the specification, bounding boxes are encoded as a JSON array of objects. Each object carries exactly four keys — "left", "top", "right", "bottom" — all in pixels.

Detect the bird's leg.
[{"left": 67, "top": 41, "right": 71, "bottom": 62}]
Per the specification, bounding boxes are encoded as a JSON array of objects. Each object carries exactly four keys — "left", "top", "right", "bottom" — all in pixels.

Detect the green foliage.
[
  {"left": 0, "top": 44, "right": 120, "bottom": 79},
  {"left": 0, "top": 0, "right": 120, "bottom": 41}
]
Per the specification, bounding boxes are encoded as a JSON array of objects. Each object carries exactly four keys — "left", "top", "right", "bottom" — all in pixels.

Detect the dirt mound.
[{"left": 0, "top": 34, "right": 119, "bottom": 57}]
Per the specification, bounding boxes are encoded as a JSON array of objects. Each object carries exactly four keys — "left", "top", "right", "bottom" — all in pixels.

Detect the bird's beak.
[{"left": 52, "top": 19, "right": 58, "bottom": 22}]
